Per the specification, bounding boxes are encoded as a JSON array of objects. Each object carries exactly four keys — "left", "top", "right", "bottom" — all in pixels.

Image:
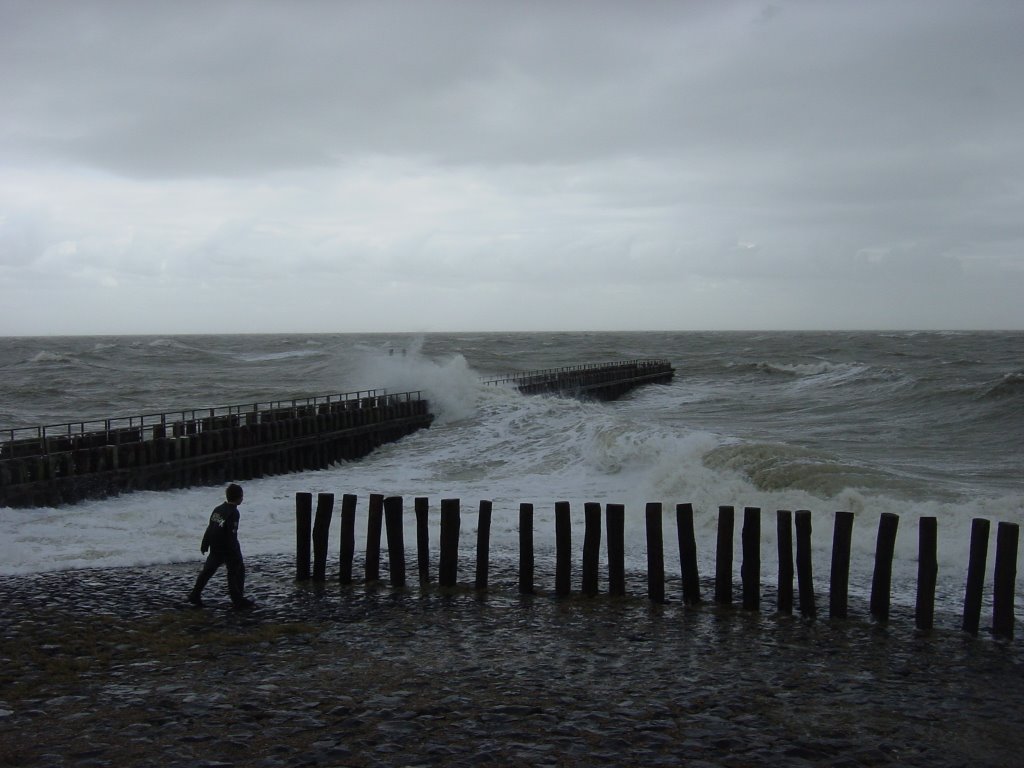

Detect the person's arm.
[
  {"left": 225, "top": 508, "right": 240, "bottom": 547},
  {"left": 201, "top": 507, "right": 221, "bottom": 554}
]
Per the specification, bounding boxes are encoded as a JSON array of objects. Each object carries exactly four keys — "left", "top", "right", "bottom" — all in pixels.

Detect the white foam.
[{"left": 352, "top": 342, "right": 483, "bottom": 424}]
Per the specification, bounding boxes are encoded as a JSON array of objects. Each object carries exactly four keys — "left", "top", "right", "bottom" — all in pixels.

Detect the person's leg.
[
  {"left": 237, "top": 556, "right": 246, "bottom": 597},
  {"left": 225, "top": 551, "right": 249, "bottom": 606},
  {"left": 190, "top": 553, "right": 223, "bottom": 603}
]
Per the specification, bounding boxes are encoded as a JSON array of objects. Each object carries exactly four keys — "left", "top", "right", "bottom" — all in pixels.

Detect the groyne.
[
  {"left": 0, "top": 390, "right": 432, "bottom": 508},
  {"left": 482, "top": 358, "right": 674, "bottom": 400},
  {"left": 296, "top": 493, "right": 1021, "bottom": 640},
  {"left": 1, "top": 360, "right": 674, "bottom": 508}
]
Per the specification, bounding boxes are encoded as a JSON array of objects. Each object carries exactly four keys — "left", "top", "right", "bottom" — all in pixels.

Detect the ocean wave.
[
  {"left": 122, "top": 337, "right": 224, "bottom": 362},
  {"left": 237, "top": 349, "right": 326, "bottom": 363},
  {"left": 146, "top": 338, "right": 193, "bottom": 351},
  {"left": 24, "top": 350, "right": 91, "bottom": 367},
  {"left": 734, "top": 361, "right": 917, "bottom": 401},
  {"left": 741, "top": 360, "right": 887, "bottom": 385},
  {"left": 980, "top": 370, "right": 1024, "bottom": 400},
  {"left": 754, "top": 361, "right": 841, "bottom": 377},
  {"left": 701, "top": 442, "right": 923, "bottom": 499}
]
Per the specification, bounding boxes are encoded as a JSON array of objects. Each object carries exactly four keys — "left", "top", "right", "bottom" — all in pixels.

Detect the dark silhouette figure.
[{"left": 188, "top": 483, "right": 254, "bottom": 608}]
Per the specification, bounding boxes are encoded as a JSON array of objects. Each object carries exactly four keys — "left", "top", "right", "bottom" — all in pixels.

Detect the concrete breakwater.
[
  {"left": 0, "top": 390, "right": 432, "bottom": 508},
  {"left": 0, "top": 360, "right": 673, "bottom": 508}
]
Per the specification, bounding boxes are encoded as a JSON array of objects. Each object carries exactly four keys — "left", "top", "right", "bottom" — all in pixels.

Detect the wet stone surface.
[{"left": 2, "top": 554, "right": 1023, "bottom": 767}]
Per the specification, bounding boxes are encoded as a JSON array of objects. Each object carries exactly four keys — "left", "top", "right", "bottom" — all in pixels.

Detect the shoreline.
[{"left": 2, "top": 555, "right": 1023, "bottom": 766}]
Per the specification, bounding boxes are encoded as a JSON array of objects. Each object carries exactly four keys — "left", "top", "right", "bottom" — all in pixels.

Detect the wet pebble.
[{"left": 1, "top": 554, "right": 1023, "bottom": 767}]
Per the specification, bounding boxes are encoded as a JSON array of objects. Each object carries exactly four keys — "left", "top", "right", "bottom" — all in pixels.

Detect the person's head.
[{"left": 226, "top": 483, "right": 244, "bottom": 504}]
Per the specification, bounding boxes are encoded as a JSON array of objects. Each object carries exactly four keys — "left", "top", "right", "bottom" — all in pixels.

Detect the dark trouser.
[{"left": 192, "top": 548, "right": 245, "bottom": 604}]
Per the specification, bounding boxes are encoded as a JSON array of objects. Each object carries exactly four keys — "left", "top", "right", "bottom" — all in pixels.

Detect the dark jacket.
[{"left": 201, "top": 502, "right": 241, "bottom": 555}]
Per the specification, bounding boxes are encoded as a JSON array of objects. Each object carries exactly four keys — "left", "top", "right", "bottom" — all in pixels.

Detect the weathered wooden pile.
[{"left": 296, "top": 494, "right": 1020, "bottom": 640}]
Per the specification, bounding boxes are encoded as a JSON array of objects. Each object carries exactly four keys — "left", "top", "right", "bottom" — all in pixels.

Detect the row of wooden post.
[{"left": 295, "top": 494, "right": 1020, "bottom": 639}]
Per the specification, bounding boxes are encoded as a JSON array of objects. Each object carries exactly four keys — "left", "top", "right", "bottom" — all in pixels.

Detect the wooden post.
[
  {"left": 962, "top": 518, "right": 990, "bottom": 635},
  {"left": 915, "top": 517, "right": 938, "bottom": 632},
  {"left": 384, "top": 496, "right": 406, "bottom": 588},
  {"left": 295, "top": 492, "right": 312, "bottom": 581},
  {"left": 365, "top": 493, "right": 384, "bottom": 583},
  {"left": 741, "top": 507, "right": 760, "bottom": 611},
  {"left": 415, "top": 496, "right": 431, "bottom": 585},
  {"left": 582, "top": 502, "right": 602, "bottom": 596},
  {"left": 830, "top": 511, "right": 855, "bottom": 620},
  {"left": 311, "top": 492, "right": 335, "bottom": 582},
  {"left": 715, "top": 505, "right": 734, "bottom": 605},
  {"left": 777, "top": 510, "right": 793, "bottom": 615},
  {"left": 606, "top": 503, "right": 626, "bottom": 597},
  {"left": 339, "top": 493, "right": 357, "bottom": 585},
  {"left": 555, "top": 501, "right": 572, "bottom": 597},
  {"left": 992, "top": 521, "right": 1019, "bottom": 639},
  {"left": 795, "top": 510, "right": 816, "bottom": 618},
  {"left": 519, "top": 502, "right": 534, "bottom": 595},
  {"left": 646, "top": 502, "right": 665, "bottom": 604},
  {"left": 677, "top": 503, "right": 701, "bottom": 606},
  {"left": 475, "top": 499, "right": 492, "bottom": 591},
  {"left": 870, "top": 512, "right": 900, "bottom": 622},
  {"left": 439, "top": 498, "right": 461, "bottom": 588}
]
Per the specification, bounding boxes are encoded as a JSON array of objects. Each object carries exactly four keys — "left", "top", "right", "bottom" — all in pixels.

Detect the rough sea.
[{"left": 1, "top": 331, "right": 1022, "bottom": 615}]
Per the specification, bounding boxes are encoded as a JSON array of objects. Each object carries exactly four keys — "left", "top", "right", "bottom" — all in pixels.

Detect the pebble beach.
[{"left": 2, "top": 554, "right": 1023, "bottom": 767}]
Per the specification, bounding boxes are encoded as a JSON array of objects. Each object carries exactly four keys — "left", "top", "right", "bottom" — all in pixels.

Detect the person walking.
[{"left": 188, "top": 483, "right": 255, "bottom": 608}]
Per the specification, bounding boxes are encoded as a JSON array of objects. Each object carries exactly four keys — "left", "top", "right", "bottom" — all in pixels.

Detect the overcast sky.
[{"left": 2, "top": 0, "right": 1023, "bottom": 334}]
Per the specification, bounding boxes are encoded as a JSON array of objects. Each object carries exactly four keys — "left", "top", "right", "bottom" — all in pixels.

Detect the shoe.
[
  {"left": 232, "top": 597, "right": 255, "bottom": 609},
  {"left": 187, "top": 592, "right": 203, "bottom": 606}
]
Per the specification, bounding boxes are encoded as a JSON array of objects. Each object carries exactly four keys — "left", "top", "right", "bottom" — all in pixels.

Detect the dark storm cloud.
[
  {"left": 4, "top": 1, "right": 1017, "bottom": 175},
  {"left": 1, "top": 0, "right": 1022, "bottom": 332}
]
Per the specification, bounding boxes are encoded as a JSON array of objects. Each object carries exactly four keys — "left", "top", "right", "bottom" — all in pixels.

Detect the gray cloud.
[
  {"left": 6, "top": 1, "right": 1019, "bottom": 173},
  {"left": 1, "top": 0, "right": 1022, "bottom": 333}
]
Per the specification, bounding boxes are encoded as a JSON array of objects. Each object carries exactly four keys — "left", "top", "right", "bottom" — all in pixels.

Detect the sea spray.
[{"left": 353, "top": 341, "right": 482, "bottom": 424}]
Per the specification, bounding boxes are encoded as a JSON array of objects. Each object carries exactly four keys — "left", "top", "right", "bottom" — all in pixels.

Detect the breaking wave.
[{"left": 981, "top": 370, "right": 1024, "bottom": 400}]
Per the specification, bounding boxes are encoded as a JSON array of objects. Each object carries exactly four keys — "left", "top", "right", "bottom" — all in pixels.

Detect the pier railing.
[
  {"left": 295, "top": 494, "right": 1021, "bottom": 641},
  {"left": 0, "top": 389, "right": 418, "bottom": 459},
  {"left": 0, "top": 391, "right": 433, "bottom": 507}
]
